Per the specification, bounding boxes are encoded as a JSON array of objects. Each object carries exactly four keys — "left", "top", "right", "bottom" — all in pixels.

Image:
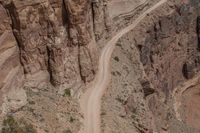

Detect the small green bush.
[
  {"left": 63, "top": 88, "right": 71, "bottom": 97},
  {"left": 63, "top": 129, "right": 72, "bottom": 133}
]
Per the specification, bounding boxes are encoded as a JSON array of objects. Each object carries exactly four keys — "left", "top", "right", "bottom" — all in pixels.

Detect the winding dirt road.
[
  {"left": 172, "top": 74, "right": 200, "bottom": 122},
  {"left": 81, "top": 0, "right": 167, "bottom": 133}
]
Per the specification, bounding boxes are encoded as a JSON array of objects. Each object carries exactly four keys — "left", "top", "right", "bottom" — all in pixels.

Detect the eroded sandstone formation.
[{"left": 1, "top": 0, "right": 99, "bottom": 89}]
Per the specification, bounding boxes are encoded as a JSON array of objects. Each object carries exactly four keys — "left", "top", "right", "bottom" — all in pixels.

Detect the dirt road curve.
[
  {"left": 172, "top": 74, "right": 200, "bottom": 122},
  {"left": 81, "top": 0, "right": 167, "bottom": 133}
]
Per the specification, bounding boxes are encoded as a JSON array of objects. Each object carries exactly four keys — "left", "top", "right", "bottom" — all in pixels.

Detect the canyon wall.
[
  {"left": 0, "top": 0, "right": 100, "bottom": 131},
  {"left": 0, "top": 0, "right": 101, "bottom": 114},
  {"left": 1, "top": 0, "right": 99, "bottom": 89},
  {"left": 102, "top": 0, "right": 200, "bottom": 132}
]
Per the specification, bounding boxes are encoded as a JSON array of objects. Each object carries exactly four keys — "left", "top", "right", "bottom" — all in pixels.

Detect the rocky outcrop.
[
  {"left": 0, "top": 0, "right": 99, "bottom": 90},
  {"left": 182, "top": 56, "right": 200, "bottom": 79}
]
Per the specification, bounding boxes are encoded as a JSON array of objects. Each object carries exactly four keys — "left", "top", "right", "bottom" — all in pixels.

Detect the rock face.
[
  {"left": 182, "top": 56, "right": 200, "bottom": 79},
  {"left": 0, "top": 0, "right": 99, "bottom": 131},
  {"left": 0, "top": 4, "right": 25, "bottom": 117},
  {"left": 1, "top": 0, "right": 99, "bottom": 89}
]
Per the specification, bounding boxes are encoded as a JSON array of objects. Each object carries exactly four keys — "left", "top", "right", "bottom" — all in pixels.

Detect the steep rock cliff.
[{"left": 1, "top": 0, "right": 98, "bottom": 89}]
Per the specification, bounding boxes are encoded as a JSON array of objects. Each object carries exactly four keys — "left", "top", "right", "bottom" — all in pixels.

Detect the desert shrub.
[
  {"left": 63, "top": 129, "right": 72, "bottom": 133},
  {"left": 114, "top": 56, "right": 119, "bottom": 62},
  {"left": 69, "top": 116, "right": 75, "bottom": 123},
  {"left": 1, "top": 116, "right": 37, "bottom": 133},
  {"left": 63, "top": 88, "right": 71, "bottom": 97}
]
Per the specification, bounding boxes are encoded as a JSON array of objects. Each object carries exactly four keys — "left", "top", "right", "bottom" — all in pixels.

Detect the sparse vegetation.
[
  {"left": 69, "top": 116, "right": 75, "bottom": 123},
  {"left": 1, "top": 115, "right": 37, "bottom": 133},
  {"left": 116, "top": 42, "right": 122, "bottom": 47},
  {"left": 114, "top": 56, "right": 120, "bottom": 62},
  {"left": 63, "top": 88, "right": 71, "bottom": 97},
  {"left": 63, "top": 129, "right": 72, "bottom": 133},
  {"left": 29, "top": 100, "right": 36, "bottom": 105}
]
